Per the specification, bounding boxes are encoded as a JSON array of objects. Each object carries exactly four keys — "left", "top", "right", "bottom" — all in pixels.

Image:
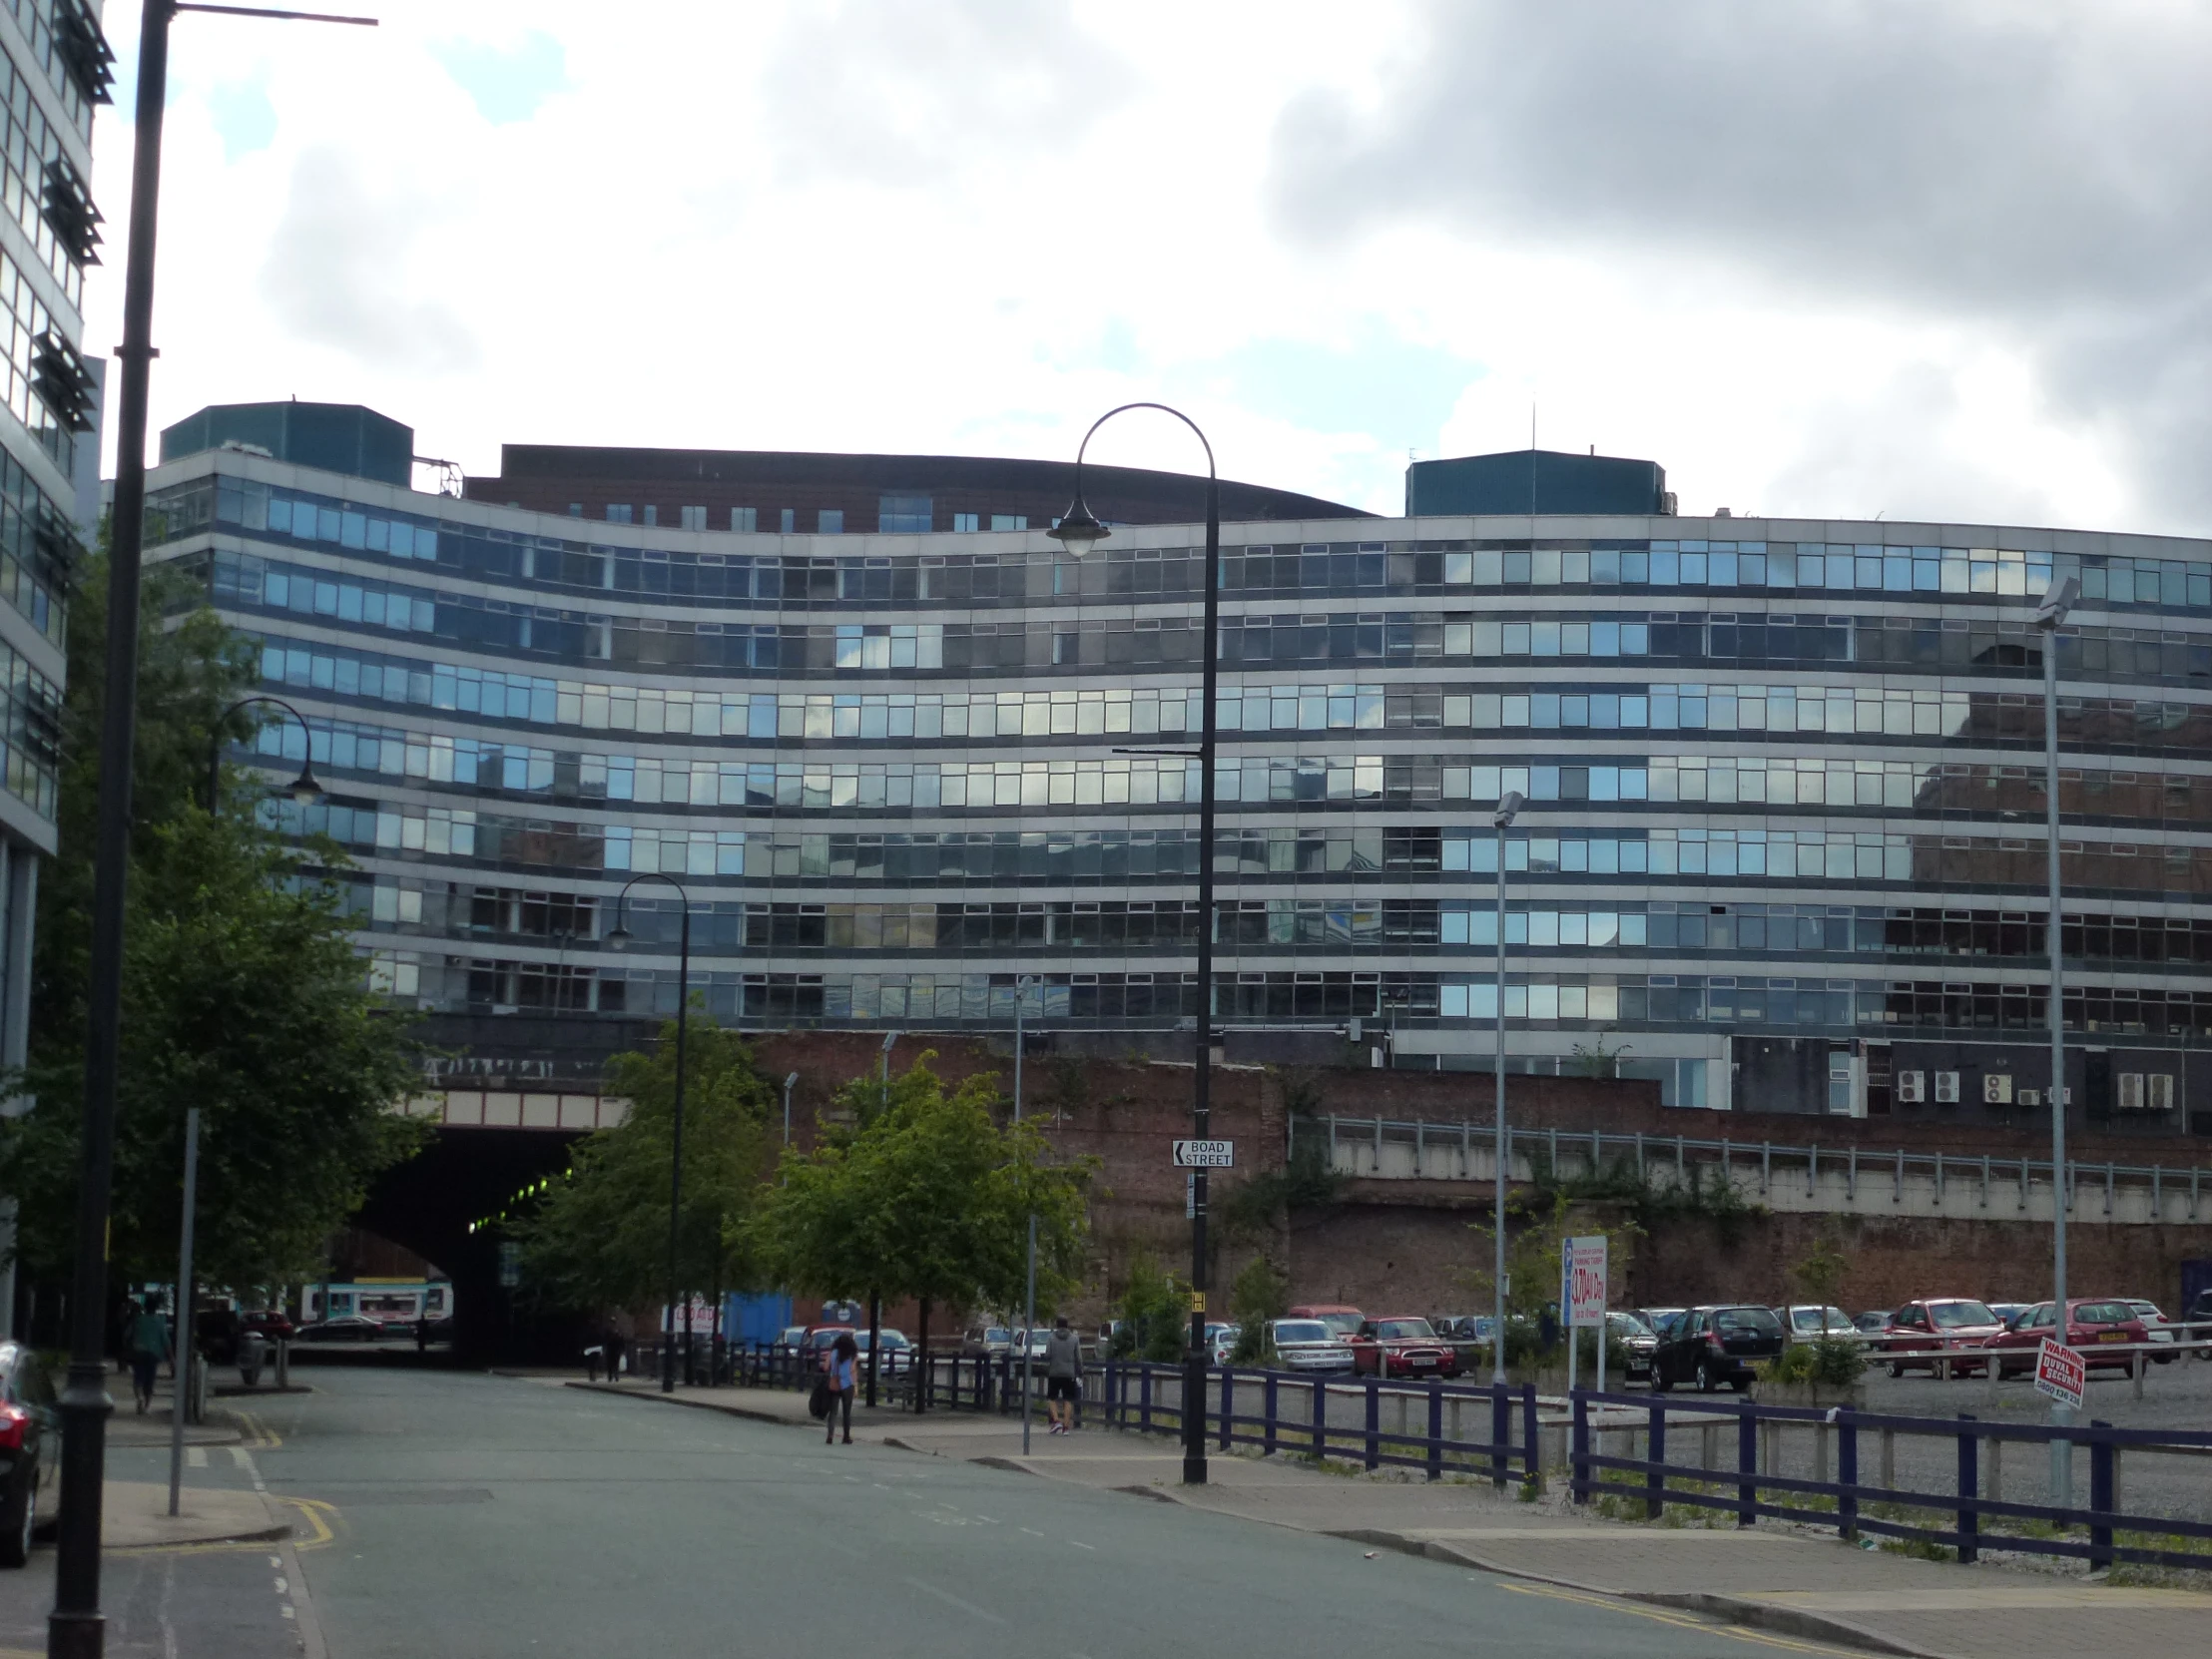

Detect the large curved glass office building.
[{"left": 144, "top": 405, "right": 2212, "bottom": 1132}]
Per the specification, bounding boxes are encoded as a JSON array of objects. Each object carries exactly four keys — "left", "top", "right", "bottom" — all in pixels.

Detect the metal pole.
[
  {"left": 1017, "top": 976, "right": 1035, "bottom": 1455},
  {"left": 1186, "top": 461, "right": 1220, "bottom": 1487},
  {"left": 1492, "top": 803, "right": 1517, "bottom": 1383},
  {"left": 2038, "top": 582, "right": 2075, "bottom": 1498},
  {"left": 670, "top": 900, "right": 690, "bottom": 1391},
  {"left": 167, "top": 1110, "right": 200, "bottom": 1516},
  {"left": 53, "top": 6, "right": 174, "bottom": 1649}
]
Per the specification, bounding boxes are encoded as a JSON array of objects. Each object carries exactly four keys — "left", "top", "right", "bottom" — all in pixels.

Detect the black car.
[
  {"left": 1649, "top": 1305, "right": 1785, "bottom": 1393},
  {"left": 0, "top": 1343, "right": 59, "bottom": 1567}
]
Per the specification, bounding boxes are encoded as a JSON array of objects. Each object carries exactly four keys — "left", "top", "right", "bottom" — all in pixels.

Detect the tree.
[
  {"left": 514, "top": 1016, "right": 779, "bottom": 1313},
  {"left": 754, "top": 1055, "right": 1092, "bottom": 1346},
  {"left": 1227, "top": 1255, "right": 1289, "bottom": 1363},
  {"left": 0, "top": 552, "right": 424, "bottom": 1291}
]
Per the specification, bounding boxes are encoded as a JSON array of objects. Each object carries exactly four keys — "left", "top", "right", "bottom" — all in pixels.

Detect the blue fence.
[{"left": 1570, "top": 1388, "right": 2212, "bottom": 1571}]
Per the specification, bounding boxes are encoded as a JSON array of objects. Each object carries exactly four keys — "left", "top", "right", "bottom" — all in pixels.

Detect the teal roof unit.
[
  {"left": 160, "top": 401, "right": 413, "bottom": 487},
  {"left": 1406, "top": 448, "right": 1666, "bottom": 517}
]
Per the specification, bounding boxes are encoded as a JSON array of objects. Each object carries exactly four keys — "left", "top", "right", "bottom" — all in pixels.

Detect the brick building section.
[{"left": 739, "top": 1033, "right": 2212, "bottom": 1324}]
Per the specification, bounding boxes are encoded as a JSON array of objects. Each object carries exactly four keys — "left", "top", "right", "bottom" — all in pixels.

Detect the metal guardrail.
[
  {"left": 1571, "top": 1387, "right": 2212, "bottom": 1571},
  {"left": 1315, "top": 1112, "right": 2212, "bottom": 1219}
]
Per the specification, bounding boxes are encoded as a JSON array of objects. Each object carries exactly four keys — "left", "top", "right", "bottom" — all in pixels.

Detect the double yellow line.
[
  {"left": 1498, "top": 1581, "right": 1861, "bottom": 1656},
  {"left": 233, "top": 1408, "right": 283, "bottom": 1448}
]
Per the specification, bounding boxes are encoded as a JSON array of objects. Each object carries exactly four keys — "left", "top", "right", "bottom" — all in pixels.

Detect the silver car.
[{"left": 1268, "top": 1318, "right": 1355, "bottom": 1373}]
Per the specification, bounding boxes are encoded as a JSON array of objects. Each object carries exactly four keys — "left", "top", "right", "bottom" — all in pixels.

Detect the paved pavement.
[{"left": 572, "top": 1376, "right": 2212, "bottom": 1659}]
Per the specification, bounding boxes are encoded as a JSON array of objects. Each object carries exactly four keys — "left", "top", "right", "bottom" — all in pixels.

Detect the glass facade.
[{"left": 145, "top": 448, "right": 2212, "bottom": 1122}]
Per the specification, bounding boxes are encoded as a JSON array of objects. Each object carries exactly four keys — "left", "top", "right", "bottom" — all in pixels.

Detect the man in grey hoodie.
[{"left": 1042, "top": 1316, "right": 1084, "bottom": 1433}]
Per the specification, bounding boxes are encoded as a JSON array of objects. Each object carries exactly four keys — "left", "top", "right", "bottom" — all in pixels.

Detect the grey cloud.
[
  {"left": 761, "top": 0, "right": 1136, "bottom": 188},
  {"left": 260, "top": 147, "right": 481, "bottom": 375},
  {"left": 1268, "top": 2, "right": 2212, "bottom": 527}
]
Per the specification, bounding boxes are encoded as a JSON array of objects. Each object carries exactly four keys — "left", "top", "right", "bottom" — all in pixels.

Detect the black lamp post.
[
  {"left": 52, "top": 5, "right": 371, "bottom": 1655},
  {"left": 207, "top": 694, "right": 324, "bottom": 812},
  {"left": 1049, "top": 402, "right": 1219, "bottom": 1486},
  {"left": 606, "top": 872, "right": 693, "bottom": 1393}
]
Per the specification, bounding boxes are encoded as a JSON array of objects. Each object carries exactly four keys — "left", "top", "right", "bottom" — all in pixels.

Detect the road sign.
[
  {"left": 497, "top": 1242, "right": 521, "bottom": 1288},
  {"left": 2033, "top": 1338, "right": 2085, "bottom": 1409},
  {"left": 1172, "top": 1139, "right": 1235, "bottom": 1168},
  {"left": 1565, "top": 1235, "right": 1608, "bottom": 1329}
]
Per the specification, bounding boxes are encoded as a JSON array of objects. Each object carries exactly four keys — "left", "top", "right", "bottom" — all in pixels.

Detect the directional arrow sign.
[{"left": 1172, "top": 1139, "right": 1235, "bottom": 1169}]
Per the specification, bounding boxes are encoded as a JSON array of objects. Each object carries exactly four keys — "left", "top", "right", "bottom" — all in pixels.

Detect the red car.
[
  {"left": 1346, "top": 1316, "right": 1460, "bottom": 1380},
  {"left": 1981, "top": 1300, "right": 2151, "bottom": 1378},
  {"left": 1878, "top": 1298, "right": 2005, "bottom": 1377}
]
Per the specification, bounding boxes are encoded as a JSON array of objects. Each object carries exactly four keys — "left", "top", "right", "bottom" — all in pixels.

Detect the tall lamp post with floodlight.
[
  {"left": 606, "top": 872, "right": 694, "bottom": 1393},
  {"left": 2034, "top": 575, "right": 2080, "bottom": 1499},
  {"left": 1490, "top": 791, "right": 1525, "bottom": 1383},
  {"left": 1049, "top": 402, "right": 1219, "bottom": 1486},
  {"left": 206, "top": 695, "right": 324, "bottom": 812},
  {"left": 54, "top": 5, "right": 375, "bottom": 1655}
]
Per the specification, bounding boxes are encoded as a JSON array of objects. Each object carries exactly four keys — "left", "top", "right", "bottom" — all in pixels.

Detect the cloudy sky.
[{"left": 87, "top": 0, "right": 2212, "bottom": 531}]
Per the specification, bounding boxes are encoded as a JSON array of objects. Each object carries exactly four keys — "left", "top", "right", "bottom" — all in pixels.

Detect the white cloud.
[{"left": 78, "top": 0, "right": 2197, "bottom": 536}]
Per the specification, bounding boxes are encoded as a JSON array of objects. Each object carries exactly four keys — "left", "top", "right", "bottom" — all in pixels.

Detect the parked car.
[
  {"left": 2120, "top": 1300, "right": 2180, "bottom": 1361},
  {"left": 0, "top": 1342, "right": 59, "bottom": 1568},
  {"left": 1877, "top": 1299, "right": 2006, "bottom": 1376},
  {"left": 1206, "top": 1323, "right": 1242, "bottom": 1365},
  {"left": 1980, "top": 1300, "right": 2151, "bottom": 1377},
  {"left": 1433, "top": 1315, "right": 1495, "bottom": 1342},
  {"left": 1608, "top": 1311, "right": 1657, "bottom": 1381},
  {"left": 961, "top": 1326, "right": 1012, "bottom": 1358},
  {"left": 1852, "top": 1311, "right": 1892, "bottom": 1335},
  {"left": 1268, "top": 1319, "right": 1357, "bottom": 1373},
  {"left": 241, "top": 1310, "right": 295, "bottom": 1344},
  {"left": 1346, "top": 1316, "right": 1459, "bottom": 1380},
  {"left": 1985, "top": 1303, "right": 2031, "bottom": 1329},
  {"left": 1286, "top": 1305, "right": 1366, "bottom": 1343},
  {"left": 854, "top": 1329, "right": 912, "bottom": 1375},
  {"left": 775, "top": 1325, "right": 807, "bottom": 1350},
  {"left": 1637, "top": 1307, "right": 1688, "bottom": 1340},
  {"left": 1774, "top": 1305, "right": 1856, "bottom": 1342},
  {"left": 1649, "top": 1305, "right": 1784, "bottom": 1393},
  {"left": 297, "top": 1315, "right": 383, "bottom": 1343}
]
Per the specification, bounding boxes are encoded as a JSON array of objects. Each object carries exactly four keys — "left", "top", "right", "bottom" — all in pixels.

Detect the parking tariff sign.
[
  {"left": 1566, "top": 1235, "right": 1608, "bottom": 1329},
  {"left": 2033, "top": 1338, "right": 2085, "bottom": 1409}
]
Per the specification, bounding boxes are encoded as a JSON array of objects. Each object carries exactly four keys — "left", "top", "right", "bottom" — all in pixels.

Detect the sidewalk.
[
  {"left": 568, "top": 1378, "right": 2207, "bottom": 1659},
  {"left": 100, "top": 1480, "right": 290, "bottom": 1549}
]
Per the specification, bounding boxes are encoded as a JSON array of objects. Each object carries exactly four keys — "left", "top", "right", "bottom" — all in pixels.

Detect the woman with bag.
[{"left": 823, "top": 1331, "right": 858, "bottom": 1444}]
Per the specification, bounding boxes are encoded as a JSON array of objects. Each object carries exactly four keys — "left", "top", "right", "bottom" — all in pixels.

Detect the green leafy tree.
[
  {"left": 1, "top": 551, "right": 423, "bottom": 1290},
  {"left": 754, "top": 1055, "right": 1092, "bottom": 1345},
  {"left": 515, "top": 1017, "right": 779, "bottom": 1311},
  {"left": 1113, "top": 1252, "right": 1190, "bottom": 1363},
  {"left": 1228, "top": 1255, "right": 1289, "bottom": 1363}
]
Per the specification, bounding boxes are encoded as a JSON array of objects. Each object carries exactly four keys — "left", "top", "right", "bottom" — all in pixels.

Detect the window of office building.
[
  {"left": 566, "top": 503, "right": 582, "bottom": 517},
  {"left": 681, "top": 505, "right": 707, "bottom": 531},
  {"left": 642, "top": 505, "right": 659, "bottom": 527},
  {"left": 879, "top": 495, "right": 932, "bottom": 533},
  {"left": 992, "top": 514, "right": 1027, "bottom": 532},
  {"left": 780, "top": 509, "right": 796, "bottom": 533},
  {"left": 606, "top": 504, "right": 633, "bottom": 524},
  {"left": 820, "top": 510, "right": 844, "bottom": 534},
  {"left": 952, "top": 512, "right": 979, "bottom": 533},
  {"left": 731, "top": 507, "right": 758, "bottom": 532}
]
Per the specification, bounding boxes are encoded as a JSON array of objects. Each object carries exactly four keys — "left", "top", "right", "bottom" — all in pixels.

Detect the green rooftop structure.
[{"left": 161, "top": 401, "right": 413, "bottom": 487}]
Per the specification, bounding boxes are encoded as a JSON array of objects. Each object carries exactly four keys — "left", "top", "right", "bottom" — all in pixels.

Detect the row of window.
[
  {"left": 582, "top": 501, "right": 1034, "bottom": 537},
  {"left": 1, "top": 628, "right": 58, "bottom": 820},
  {"left": 1, "top": 40, "right": 86, "bottom": 308},
  {"left": 381, "top": 886, "right": 2212, "bottom": 968},
  {"left": 0, "top": 438, "right": 64, "bottom": 640},
  {"left": 173, "top": 475, "right": 2212, "bottom": 618},
  {"left": 272, "top": 790, "right": 2212, "bottom": 900},
  {"left": 370, "top": 952, "right": 2212, "bottom": 1041},
  {"left": 0, "top": 239, "right": 73, "bottom": 474},
  {"left": 0, "top": 0, "right": 98, "bottom": 145}
]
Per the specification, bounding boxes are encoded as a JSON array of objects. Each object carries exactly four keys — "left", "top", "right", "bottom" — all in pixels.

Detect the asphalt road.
[{"left": 5, "top": 1366, "right": 1880, "bottom": 1659}]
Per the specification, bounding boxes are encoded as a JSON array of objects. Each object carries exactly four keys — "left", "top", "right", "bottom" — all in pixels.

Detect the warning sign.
[
  {"left": 1565, "top": 1235, "right": 1608, "bottom": 1330},
  {"left": 2033, "top": 1338, "right": 2085, "bottom": 1409}
]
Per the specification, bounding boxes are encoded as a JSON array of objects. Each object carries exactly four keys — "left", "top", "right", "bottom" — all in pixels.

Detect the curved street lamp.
[
  {"left": 1050, "top": 402, "right": 1219, "bottom": 1486},
  {"left": 208, "top": 695, "right": 323, "bottom": 813},
  {"left": 606, "top": 871, "right": 693, "bottom": 1394},
  {"left": 1490, "top": 790, "right": 1525, "bottom": 1384}
]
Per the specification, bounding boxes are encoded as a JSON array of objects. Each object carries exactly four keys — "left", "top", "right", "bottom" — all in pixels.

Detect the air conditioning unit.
[
  {"left": 2017, "top": 1089, "right": 2041, "bottom": 1107},
  {"left": 2148, "top": 1074, "right": 2176, "bottom": 1112},
  {"left": 1983, "top": 1073, "right": 2013, "bottom": 1105},
  {"left": 1895, "top": 1070, "right": 1926, "bottom": 1104},
  {"left": 1934, "top": 1071, "right": 1960, "bottom": 1103},
  {"left": 2118, "top": 1073, "right": 2145, "bottom": 1111}
]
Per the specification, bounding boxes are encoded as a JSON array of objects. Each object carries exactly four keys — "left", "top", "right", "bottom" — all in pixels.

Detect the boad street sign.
[
  {"left": 1171, "top": 1139, "right": 1235, "bottom": 1169},
  {"left": 2033, "top": 1338, "right": 2085, "bottom": 1410}
]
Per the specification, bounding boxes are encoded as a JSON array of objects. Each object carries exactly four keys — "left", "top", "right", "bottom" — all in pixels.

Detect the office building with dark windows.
[
  {"left": 0, "top": 0, "right": 109, "bottom": 1326},
  {"left": 143, "top": 404, "right": 2212, "bottom": 1132}
]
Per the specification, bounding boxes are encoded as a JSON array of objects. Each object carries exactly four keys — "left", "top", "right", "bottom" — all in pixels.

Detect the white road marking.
[
  {"left": 904, "top": 1578, "right": 1006, "bottom": 1624},
  {"left": 185, "top": 1447, "right": 206, "bottom": 1468},
  {"left": 1071, "top": 1541, "right": 1095, "bottom": 1550},
  {"left": 1021, "top": 1527, "right": 1045, "bottom": 1537},
  {"left": 229, "top": 1447, "right": 252, "bottom": 1468}
]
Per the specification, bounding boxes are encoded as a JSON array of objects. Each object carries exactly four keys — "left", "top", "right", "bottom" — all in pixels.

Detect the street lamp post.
[
  {"left": 606, "top": 873, "right": 693, "bottom": 1393},
  {"left": 1050, "top": 402, "right": 1219, "bottom": 1486},
  {"left": 2034, "top": 575, "right": 2080, "bottom": 1502},
  {"left": 1490, "top": 791, "right": 1525, "bottom": 1384},
  {"left": 1015, "top": 974, "right": 1036, "bottom": 1455},
  {"left": 207, "top": 695, "right": 323, "bottom": 812},
  {"left": 53, "top": 5, "right": 372, "bottom": 1655},
  {"left": 782, "top": 1071, "right": 799, "bottom": 1147}
]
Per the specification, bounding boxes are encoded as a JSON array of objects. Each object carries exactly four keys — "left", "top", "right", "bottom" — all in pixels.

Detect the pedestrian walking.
[
  {"left": 125, "top": 1298, "right": 172, "bottom": 1414},
  {"left": 604, "top": 1327, "right": 626, "bottom": 1380},
  {"left": 824, "top": 1331, "right": 858, "bottom": 1444},
  {"left": 1042, "top": 1315, "right": 1083, "bottom": 1433}
]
